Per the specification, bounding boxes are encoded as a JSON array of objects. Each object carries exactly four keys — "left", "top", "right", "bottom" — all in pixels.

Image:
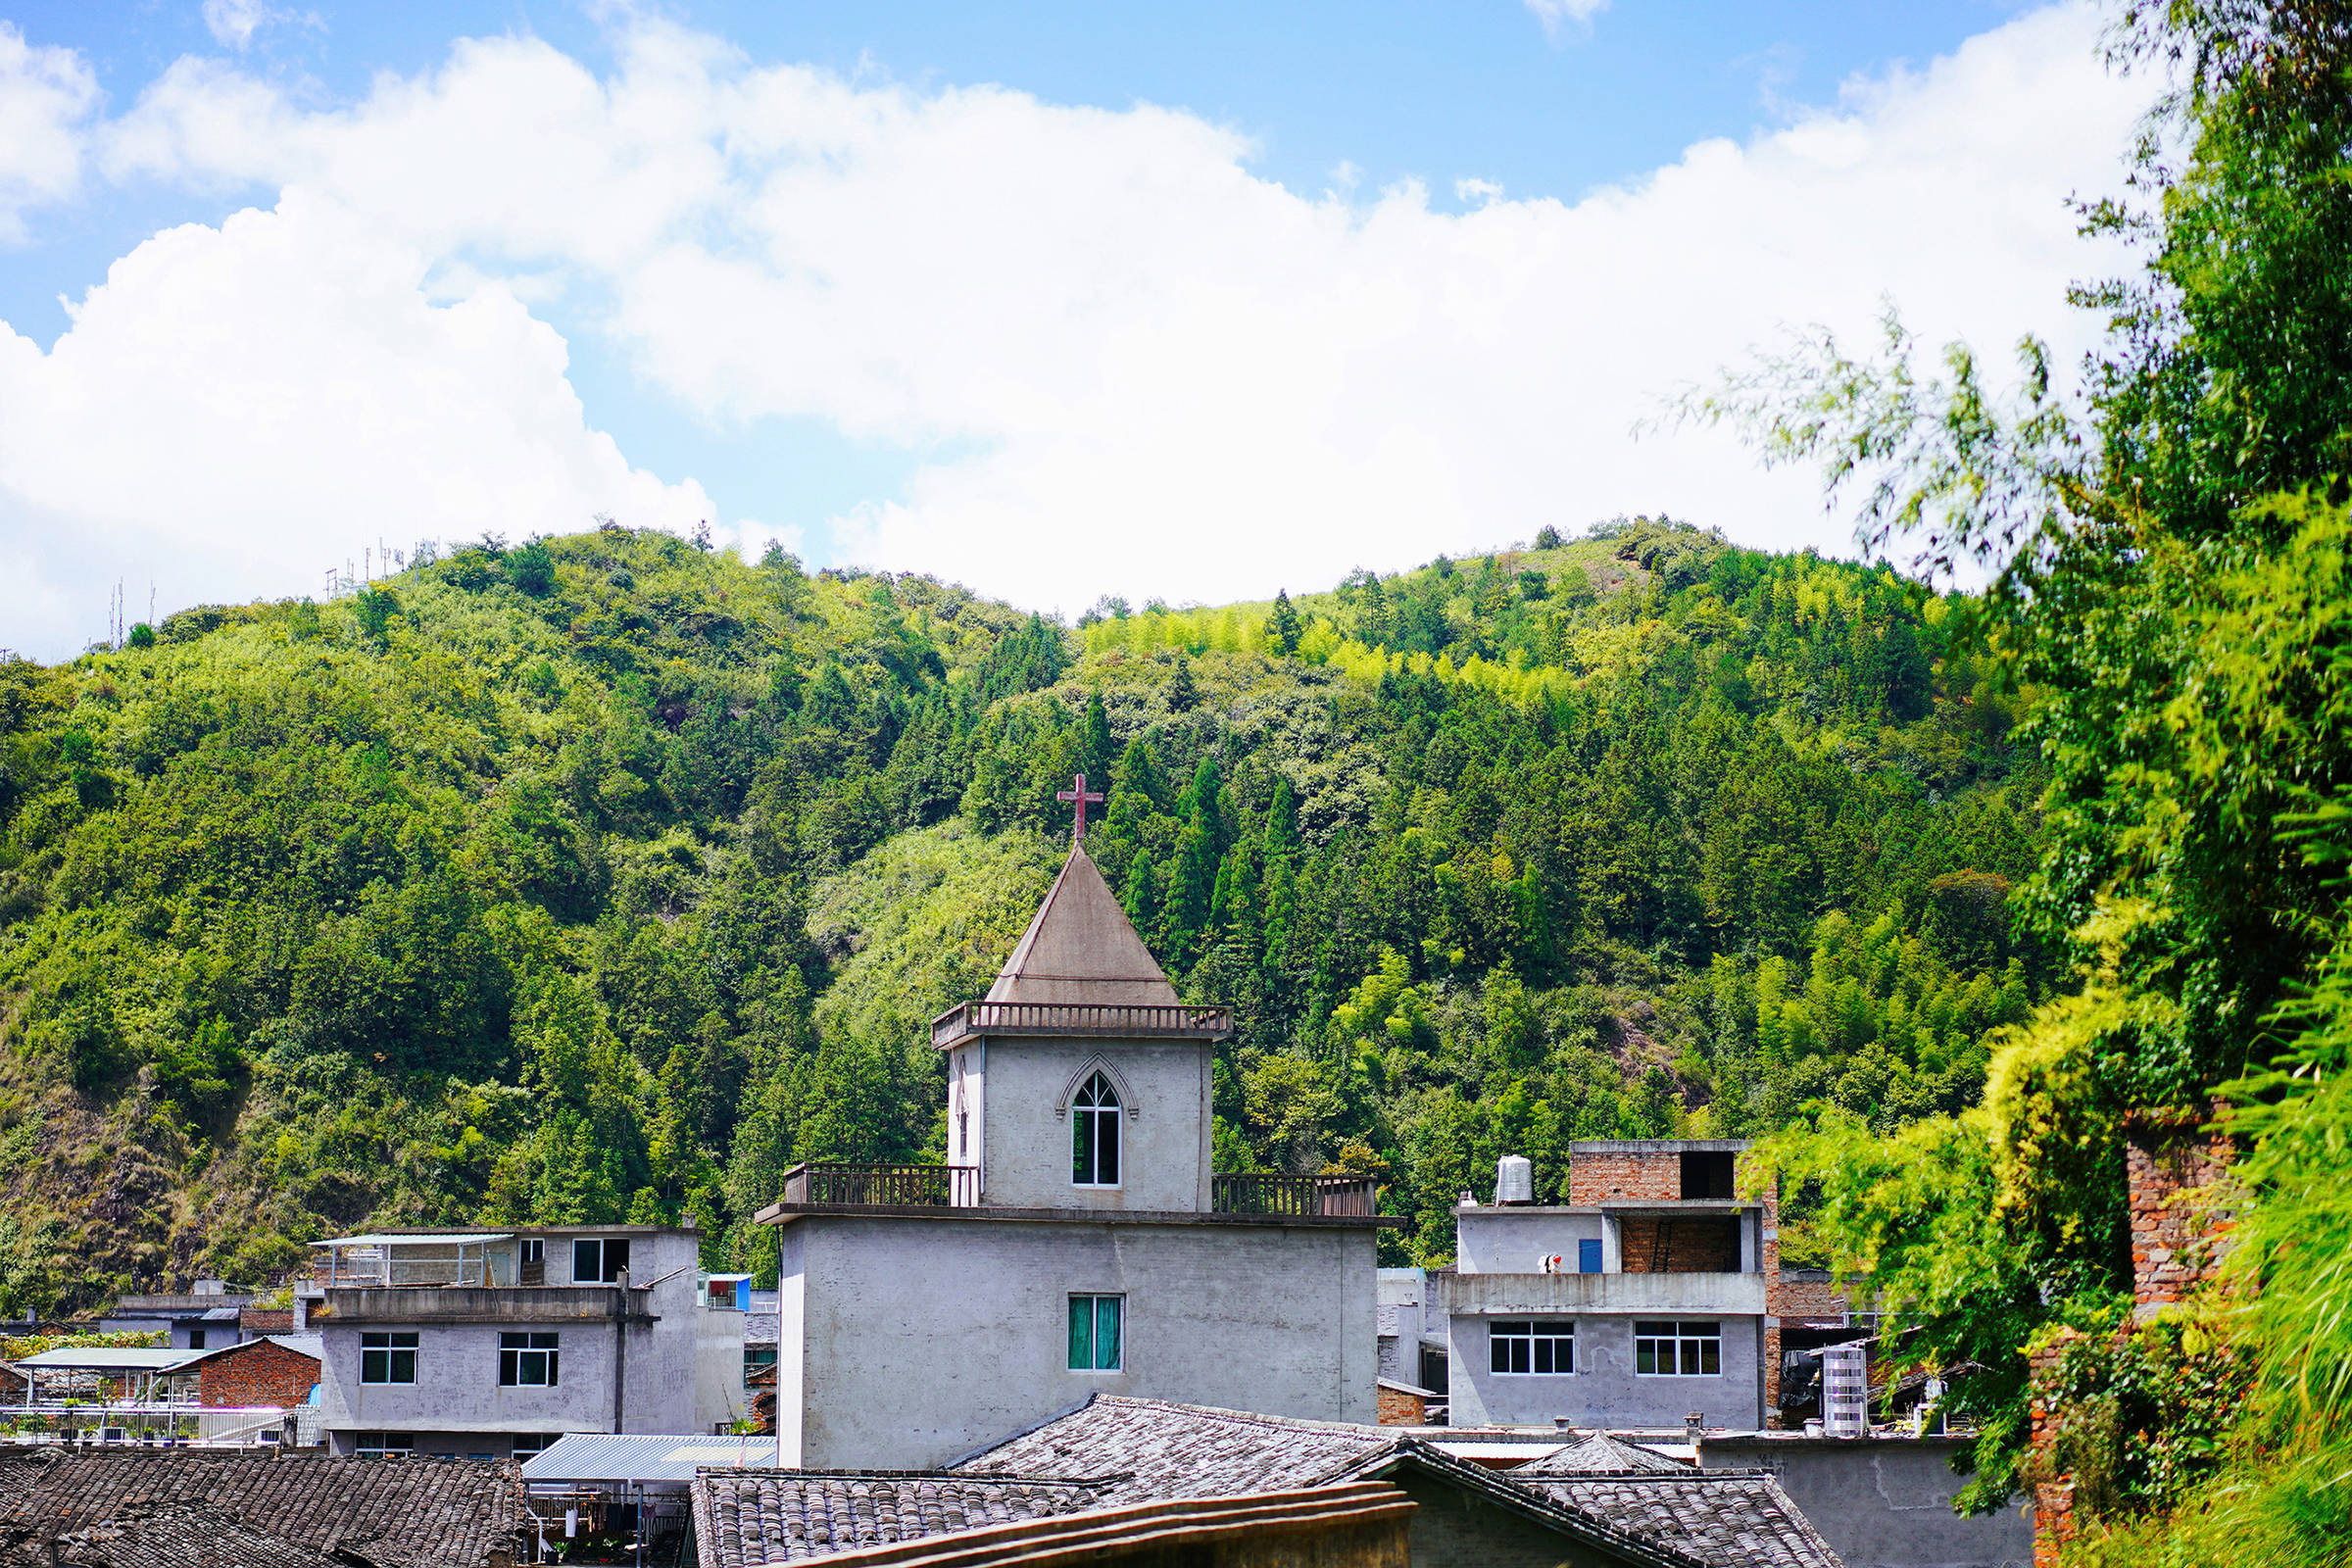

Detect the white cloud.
[
  {"left": 0, "top": 3, "right": 2153, "bottom": 654},
  {"left": 199, "top": 0, "right": 314, "bottom": 51},
  {"left": 1524, "top": 0, "right": 1611, "bottom": 41},
  {"left": 0, "top": 192, "right": 711, "bottom": 654},
  {"left": 0, "top": 24, "right": 100, "bottom": 242}
]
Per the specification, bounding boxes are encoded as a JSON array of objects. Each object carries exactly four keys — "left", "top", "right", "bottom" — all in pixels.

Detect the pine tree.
[{"left": 1267, "top": 590, "right": 1303, "bottom": 656}]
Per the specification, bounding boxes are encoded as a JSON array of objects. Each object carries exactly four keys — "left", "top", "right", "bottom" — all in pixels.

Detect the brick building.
[{"left": 188, "top": 1334, "right": 322, "bottom": 1409}]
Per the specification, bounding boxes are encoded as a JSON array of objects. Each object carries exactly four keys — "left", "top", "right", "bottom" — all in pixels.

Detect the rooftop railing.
[
  {"left": 931, "top": 1001, "right": 1233, "bottom": 1050},
  {"left": 1212, "top": 1174, "right": 1381, "bottom": 1218},
  {"left": 780, "top": 1162, "right": 981, "bottom": 1208}
]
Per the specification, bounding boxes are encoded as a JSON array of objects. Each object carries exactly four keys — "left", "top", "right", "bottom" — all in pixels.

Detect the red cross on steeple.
[{"left": 1057, "top": 772, "right": 1106, "bottom": 845}]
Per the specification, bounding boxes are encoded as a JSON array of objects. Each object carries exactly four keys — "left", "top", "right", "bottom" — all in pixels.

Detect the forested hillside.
[{"left": 0, "top": 515, "right": 2040, "bottom": 1307}]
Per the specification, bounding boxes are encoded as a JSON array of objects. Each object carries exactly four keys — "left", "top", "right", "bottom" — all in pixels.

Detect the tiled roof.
[
  {"left": 1515, "top": 1474, "right": 1845, "bottom": 1568},
  {"left": 954, "top": 1396, "right": 1391, "bottom": 1501},
  {"left": 5, "top": 1501, "right": 345, "bottom": 1568},
  {"left": 1518, "top": 1433, "right": 1689, "bottom": 1475},
  {"left": 0, "top": 1450, "right": 529, "bottom": 1568},
  {"left": 952, "top": 1397, "right": 1706, "bottom": 1568},
  {"left": 691, "top": 1472, "right": 1113, "bottom": 1567}
]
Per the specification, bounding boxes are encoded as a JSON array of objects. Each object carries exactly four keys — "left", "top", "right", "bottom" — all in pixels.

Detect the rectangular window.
[
  {"left": 187, "top": 1329, "right": 207, "bottom": 1350},
  {"left": 499, "top": 1331, "right": 561, "bottom": 1387},
  {"left": 360, "top": 1331, "right": 417, "bottom": 1385},
  {"left": 1067, "top": 1295, "right": 1123, "bottom": 1372},
  {"left": 571, "top": 1238, "right": 631, "bottom": 1283},
  {"left": 744, "top": 1345, "right": 779, "bottom": 1386},
  {"left": 1489, "top": 1319, "right": 1575, "bottom": 1375},
  {"left": 511, "top": 1433, "right": 562, "bottom": 1460},
  {"left": 1635, "top": 1320, "right": 1722, "bottom": 1376},
  {"left": 354, "top": 1431, "right": 415, "bottom": 1458},
  {"left": 519, "top": 1239, "right": 545, "bottom": 1265}
]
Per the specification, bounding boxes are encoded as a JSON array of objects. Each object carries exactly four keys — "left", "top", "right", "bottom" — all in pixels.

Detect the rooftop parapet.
[{"left": 931, "top": 1000, "right": 1234, "bottom": 1051}]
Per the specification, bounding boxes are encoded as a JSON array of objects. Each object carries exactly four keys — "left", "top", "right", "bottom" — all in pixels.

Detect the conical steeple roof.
[{"left": 986, "top": 847, "right": 1180, "bottom": 1006}]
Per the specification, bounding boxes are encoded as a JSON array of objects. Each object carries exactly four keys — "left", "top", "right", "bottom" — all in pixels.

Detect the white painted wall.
[{"left": 972, "top": 1036, "right": 1213, "bottom": 1211}]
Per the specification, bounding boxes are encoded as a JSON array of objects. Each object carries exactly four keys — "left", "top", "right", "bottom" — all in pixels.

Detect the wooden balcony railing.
[
  {"left": 931, "top": 1002, "right": 1233, "bottom": 1050},
  {"left": 1213, "top": 1174, "right": 1381, "bottom": 1218},
  {"left": 781, "top": 1162, "right": 980, "bottom": 1208}
]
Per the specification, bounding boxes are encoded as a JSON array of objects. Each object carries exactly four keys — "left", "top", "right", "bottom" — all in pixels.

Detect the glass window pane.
[
  {"left": 1680, "top": 1340, "right": 1699, "bottom": 1375},
  {"left": 1074, "top": 1115, "right": 1093, "bottom": 1184},
  {"left": 1534, "top": 1341, "right": 1554, "bottom": 1375},
  {"left": 1068, "top": 1298, "right": 1092, "bottom": 1369},
  {"left": 1097, "top": 1297, "right": 1121, "bottom": 1370},
  {"left": 1638, "top": 1342, "right": 1656, "bottom": 1375},
  {"left": 1700, "top": 1342, "right": 1720, "bottom": 1375},
  {"left": 1100, "top": 1115, "right": 1119, "bottom": 1185}
]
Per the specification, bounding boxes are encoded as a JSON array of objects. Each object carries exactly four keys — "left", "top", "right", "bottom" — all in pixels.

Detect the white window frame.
[
  {"left": 1634, "top": 1320, "right": 1723, "bottom": 1377},
  {"left": 510, "top": 1433, "right": 563, "bottom": 1461},
  {"left": 360, "top": 1331, "right": 417, "bottom": 1385},
  {"left": 1068, "top": 1293, "right": 1124, "bottom": 1372},
  {"left": 354, "top": 1431, "right": 415, "bottom": 1458},
  {"left": 499, "top": 1331, "right": 561, "bottom": 1387},
  {"left": 1071, "top": 1072, "right": 1122, "bottom": 1188},
  {"left": 1489, "top": 1318, "right": 1575, "bottom": 1375}
]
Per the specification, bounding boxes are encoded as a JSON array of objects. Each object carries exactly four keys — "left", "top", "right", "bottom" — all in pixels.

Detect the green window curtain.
[
  {"left": 1095, "top": 1297, "right": 1121, "bottom": 1370},
  {"left": 1068, "top": 1297, "right": 1094, "bottom": 1369}
]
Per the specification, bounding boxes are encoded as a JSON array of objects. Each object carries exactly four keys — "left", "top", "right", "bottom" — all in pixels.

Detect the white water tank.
[
  {"left": 1822, "top": 1346, "right": 1870, "bottom": 1439},
  {"left": 1495, "top": 1154, "right": 1535, "bottom": 1205}
]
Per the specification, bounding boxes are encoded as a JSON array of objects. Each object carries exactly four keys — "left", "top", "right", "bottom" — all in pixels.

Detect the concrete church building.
[{"left": 759, "top": 807, "right": 1387, "bottom": 1469}]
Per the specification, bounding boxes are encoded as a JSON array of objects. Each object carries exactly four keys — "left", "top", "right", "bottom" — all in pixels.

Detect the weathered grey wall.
[
  {"left": 1445, "top": 1310, "right": 1766, "bottom": 1430},
  {"left": 1701, "top": 1436, "right": 2034, "bottom": 1568},
  {"left": 974, "top": 1037, "right": 1214, "bottom": 1211},
  {"left": 1454, "top": 1209, "right": 1604, "bottom": 1274},
  {"left": 771, "top": 1229, "right": 807, "bottom": 1467},
  {"left": 778, "top": 1214, "right": 1378, "bottom": 1469}
]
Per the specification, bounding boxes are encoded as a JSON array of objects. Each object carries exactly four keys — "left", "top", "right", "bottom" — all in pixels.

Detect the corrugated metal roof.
[
  {"left": 310, "top": 1232, "right": 514, "bottom": 1247},
  {"left": 522, "top": 1434, "right": 780, "bottom": 1484},
  {"left": 16, "top": 1348, "right": 206, "bottom": 1371}
]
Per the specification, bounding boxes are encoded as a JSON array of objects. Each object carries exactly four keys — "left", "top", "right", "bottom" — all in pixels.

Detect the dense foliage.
[
  {"left": 1702, "top": 0, "right": 2352, "bottom": 1553},
  {"left": 0, "top": 514, "right": 2039, "bottom": 1306}
]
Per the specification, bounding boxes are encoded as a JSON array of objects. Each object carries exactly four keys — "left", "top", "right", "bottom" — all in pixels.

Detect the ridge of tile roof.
[
  {"left": 983, "top": 849, "right": 1178, "bottom": 1006},
  {"left": 1513, "top": 1472, "right": 1847, "bottom": 1568},
  {"left": 1518, "top": 1432, "right": 1690, "bottom": 1475},
  {"left": 690, "top": 1471, "right": 1117, "bottom": 1568},
  {"left": 0, "top": 1449, "right": 528, "bottom": 1568}
]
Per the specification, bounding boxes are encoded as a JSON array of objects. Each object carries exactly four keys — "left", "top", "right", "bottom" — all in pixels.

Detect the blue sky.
[{"left": 0, "top": 1, "right": 2144, "bottom": 657}]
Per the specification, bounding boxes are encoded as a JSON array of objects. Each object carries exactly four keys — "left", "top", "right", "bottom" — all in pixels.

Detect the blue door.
[{"left": 1578, "top": 1239, "right": 1603, "bottom": 1273}]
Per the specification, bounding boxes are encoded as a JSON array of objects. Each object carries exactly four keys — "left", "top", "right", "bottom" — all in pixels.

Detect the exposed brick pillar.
[
  {"left": 2027, "top": 1331, "right": 2082, "bottom": 1567},
  {"left": 2124, "top": 1106, "right": 2237, "bottom": 1320}
]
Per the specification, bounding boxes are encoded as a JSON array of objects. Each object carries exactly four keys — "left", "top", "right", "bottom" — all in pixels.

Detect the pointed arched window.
[{"left": 1072, "top": 1071, "right": 1121, "bottom": 1187}]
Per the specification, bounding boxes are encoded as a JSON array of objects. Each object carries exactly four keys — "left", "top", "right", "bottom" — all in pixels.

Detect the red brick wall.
[
  {"left": 198, "top": 1341, "right": 319, "bottom": 1408},
  {"left": 1376, "top": 1386, "right": 1429, "bottom": 1426},
  {"left": 2126, "top": 1110, "right": 2236, "bottom": 1318},
  {"left": 1567, "top": 1152, "right": 1682, "bottom": 1203},
  {"left": 1617, "top": 1215, "right": 1742, "bottom": 1273},
  {"left": 1776, "top": 1272, "right": 1851, "bottom": 1322},
  {"left": 240, "top": 1308, "right": 296, "bottom": 1336}
]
